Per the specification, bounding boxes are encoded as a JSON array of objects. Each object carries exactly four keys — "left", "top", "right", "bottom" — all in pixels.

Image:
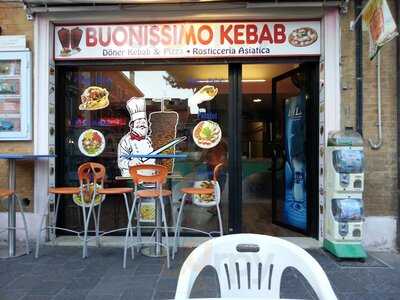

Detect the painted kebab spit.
[{"left": 149, "top": 100, "right": 180, "bottom": 173}]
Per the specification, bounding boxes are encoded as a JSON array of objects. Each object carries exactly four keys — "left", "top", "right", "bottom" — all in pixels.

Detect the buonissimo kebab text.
[{"left": 85, "top": 23, "right": 287, "bottom": 47}]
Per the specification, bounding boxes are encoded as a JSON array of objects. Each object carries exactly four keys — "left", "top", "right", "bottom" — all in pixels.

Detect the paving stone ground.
[{"left": 0, "top": 245, "right": 399, "bottom": 300}]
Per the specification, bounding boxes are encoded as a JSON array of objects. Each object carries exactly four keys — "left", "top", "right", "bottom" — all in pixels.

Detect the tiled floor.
[{"left": 0, "top": 245, "right": 399, "bottom": 300}]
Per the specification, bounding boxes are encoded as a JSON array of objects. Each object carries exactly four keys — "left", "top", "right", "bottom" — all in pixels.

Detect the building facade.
[{"left": 0, "top": 0, "right": 398, "bottom": 251}]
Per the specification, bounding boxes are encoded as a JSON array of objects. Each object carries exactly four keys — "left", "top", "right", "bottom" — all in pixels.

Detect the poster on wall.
[
  {"left": 284, "top": 94, "right": 307, "bottom": 230},
  {"left": 54, "top": 21, "right": 321, "bottom": 60}
]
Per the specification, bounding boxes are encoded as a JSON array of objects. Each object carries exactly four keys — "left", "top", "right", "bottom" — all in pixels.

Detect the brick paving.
[{"left": 0, "top": 246, "right": 399, "bottom": 300}]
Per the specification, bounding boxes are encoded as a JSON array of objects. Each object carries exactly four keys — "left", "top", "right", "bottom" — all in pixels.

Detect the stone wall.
[
  {"left": 340, "top": 0, "right": 398, "bottom": 216},
  {"left": 0, "top": 2, "right": 34, "bottom": 212}
]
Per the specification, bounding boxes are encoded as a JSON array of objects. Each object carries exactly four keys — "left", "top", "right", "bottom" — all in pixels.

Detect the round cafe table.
[
  {"left": 116, "top": 153, "right": 187, "bottom": 258},
  {"left": 0, "top": 154, "right": 56, "bottom": 259}
]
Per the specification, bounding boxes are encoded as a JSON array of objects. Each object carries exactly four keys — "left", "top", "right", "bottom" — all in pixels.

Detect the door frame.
[
  {"left": 269, "top": 63, "right": 319, "bottom": 237},
  {"left": 54, "top": 59, "right": 319, "bottom": 237}
]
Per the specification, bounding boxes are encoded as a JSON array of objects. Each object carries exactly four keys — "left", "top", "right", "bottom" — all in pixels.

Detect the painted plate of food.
[
  {"left": 72, "top": 183, "right": 105, "bottom": 207},
  {"left": 289, "top": 27, "right": 318, "bottom": 47},
  {"left": 78, "top": 129, "right": 105, "bottom": 157},
  {"left": 193, "top": 181, "right": 216, "bottom": 207},
  {"left": 79, "top": 86, "right": 109, "bottom": 110},
  {"left": 193, "top": 120, "right": 222, "bottom": 149}
]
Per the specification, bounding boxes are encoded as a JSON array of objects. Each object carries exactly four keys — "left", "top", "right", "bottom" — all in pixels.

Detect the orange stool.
[
  {"left": 36, "top": 162, "right": 133, "bottom": 259},
  {"left": 0, "top": 188, "right": 30, "bottom": 255},
  {"left": 36, "top": 167, "right": 82, "bottom": 258},
  {"left": 172, "top": 163, "right": 224, "bottom": 259},
  {"left": 123, "top": 164, "right": 171, "bottom": 269}
]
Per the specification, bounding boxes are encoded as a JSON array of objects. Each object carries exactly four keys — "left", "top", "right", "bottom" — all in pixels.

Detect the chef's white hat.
[{"left": 126, "top": 97, "right": 146, "bottom": 121}]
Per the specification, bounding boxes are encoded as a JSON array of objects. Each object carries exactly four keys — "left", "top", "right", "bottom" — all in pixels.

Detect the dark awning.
[
  {"left": 22, "top": 0, "right": 346, "bottom": 19},
  {"left": 23, "top": 0, "right": 344, "bottom": 7}
]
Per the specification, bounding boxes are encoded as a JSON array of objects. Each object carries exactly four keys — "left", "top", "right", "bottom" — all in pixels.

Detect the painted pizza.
[
  {"left": 289, "top": 27, "right": 318, "bottom": 47},
  {"left": 193, "top": 120, "right": 222, "bottom": 149}
]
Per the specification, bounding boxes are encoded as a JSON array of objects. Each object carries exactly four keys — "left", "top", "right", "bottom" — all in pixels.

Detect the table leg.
[
  {"left": 8, "top": 159, "right": 16, "bottom": 257},
  {"left": 0, "top": 159, "right": 28, "bottom": 259},
  {"left": 141, "top": 197, "right": 168, "bottom": 258}
]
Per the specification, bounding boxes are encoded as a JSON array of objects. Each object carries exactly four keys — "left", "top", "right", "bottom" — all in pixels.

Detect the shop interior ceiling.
[{"left": 123, "top": 64, "right": 297, "bottom": 111}]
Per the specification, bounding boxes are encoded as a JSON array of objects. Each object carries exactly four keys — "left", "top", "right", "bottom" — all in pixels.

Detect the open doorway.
[{"left": 241, "top": 63, "right": 319, "bottom": 237}]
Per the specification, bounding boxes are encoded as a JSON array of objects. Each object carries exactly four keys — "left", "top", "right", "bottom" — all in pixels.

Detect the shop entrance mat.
[{"left": 323, "top": 251, "right": 391, "bottom": 268}]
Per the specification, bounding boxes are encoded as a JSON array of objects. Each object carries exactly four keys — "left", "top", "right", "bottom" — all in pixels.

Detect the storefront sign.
[{"left": 54, "top": 21, "right": 320, "bottom": 60}]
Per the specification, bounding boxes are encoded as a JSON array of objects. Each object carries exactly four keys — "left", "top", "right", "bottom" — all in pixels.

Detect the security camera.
[{"left": 27, "top": 14, "right": 34, "bottom": 21}]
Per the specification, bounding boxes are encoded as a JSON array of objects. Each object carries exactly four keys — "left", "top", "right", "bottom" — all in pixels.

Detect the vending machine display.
[{"left": 324, "top": 128, "right": 367, "bottom": 259}]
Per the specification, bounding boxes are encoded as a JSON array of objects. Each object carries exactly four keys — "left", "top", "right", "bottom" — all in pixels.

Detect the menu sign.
[{"left": 54, "top": 21, "right": 320, "bottom": 60}]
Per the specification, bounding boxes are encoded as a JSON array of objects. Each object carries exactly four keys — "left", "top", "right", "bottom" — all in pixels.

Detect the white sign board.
[
  {"left": 54, "top": 21, "right": 320, "bottom": 60},
  {"left": 0, "top": 35, "right": 26, "bottom": 50}
]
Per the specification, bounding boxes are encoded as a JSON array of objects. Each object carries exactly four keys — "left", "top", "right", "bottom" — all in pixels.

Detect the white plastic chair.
[{"left": 174, "top": 234, "right": 337, "bottom": 300}]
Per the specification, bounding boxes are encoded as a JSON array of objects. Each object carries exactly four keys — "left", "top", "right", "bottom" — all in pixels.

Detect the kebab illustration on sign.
[
  {"left": 117, "top": 97, "right": 186, "bottom": 177},
  {"left": 57, "top": 27, "right": 83, "bottom": 57}
]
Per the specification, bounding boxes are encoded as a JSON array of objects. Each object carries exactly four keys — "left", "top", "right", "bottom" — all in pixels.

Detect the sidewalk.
[{"left": 0, "top": 246, "right": 399, "bottom": 300}]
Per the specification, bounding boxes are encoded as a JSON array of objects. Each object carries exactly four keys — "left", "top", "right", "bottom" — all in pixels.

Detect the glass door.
[
  {"left": 241, "top": 63, "right": 307, "bottom": 236},
  {"left": 271, "top": 64, "right": 318, "bottom": 235}
]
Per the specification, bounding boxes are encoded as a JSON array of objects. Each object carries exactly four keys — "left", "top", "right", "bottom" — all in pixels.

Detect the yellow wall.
[{"left": 0, "top": 2, "right": 34, "bottom": 212}]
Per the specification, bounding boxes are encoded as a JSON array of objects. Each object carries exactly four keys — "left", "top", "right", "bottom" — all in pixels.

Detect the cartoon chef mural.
[{"left": 118, "top": 97, "right": 155, "bottom": 177}]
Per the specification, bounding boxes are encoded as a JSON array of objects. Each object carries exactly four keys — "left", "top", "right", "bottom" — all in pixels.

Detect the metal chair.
[
  {"left": 36, "top": 162, "right": 132, "bottom": 259},
  {"left": 0, "top": 188, "right": 30, "bottom": 255},
  {"left": 174, "top": 234, "right": 338, "bottom": 300},
  {"left": 123, "top": 164, "right": 171, "bottom": 269},
  {"left": 172, "top": 163, "right": 224, "bottom": 259},
  {"left": 79, "top": 163, "right": 133, "bottom": 258}
]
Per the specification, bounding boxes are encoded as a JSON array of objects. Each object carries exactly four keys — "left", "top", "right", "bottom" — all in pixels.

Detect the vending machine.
[{"left": 324, "top": 127, "right": 367, "bottom": 259}]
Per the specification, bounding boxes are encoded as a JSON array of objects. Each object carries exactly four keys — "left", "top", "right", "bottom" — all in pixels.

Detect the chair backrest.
[
  {"left": 90, "top": 162, "right": 106, "bottom": 186},
  {"left": 77, "top": 162, "right": 93, "bottom": 187},
  {"left": 129, "top": 164, "right": 168, "bottom": 185},
  {"left": 175, "top": 234, "right": 337, "bottom": 300},
  {"left": 213, "top": 162, "right": 225, "bottom": 182},
  {"left": 77, "top": 162, "right": 106, "bottom": 188}
]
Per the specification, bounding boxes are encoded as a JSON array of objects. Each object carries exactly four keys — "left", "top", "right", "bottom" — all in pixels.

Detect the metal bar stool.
[
  {"left": 172, "top": 163, "right": 224, "bottom": 259},
  {"left": 81, "top": 163, "right": 133, "bottom": 258},
  {"left": 123, "top": 164, "right": 171, "bottom": 269},
  {"left": 35, "top": 163, "right": 87, "bottom": 258},
  {"left": 0, "top": 188, "right": 30, "bottom": 255},
  {"left": 36, "top": 162, "right": 133, "bottom": 259}
]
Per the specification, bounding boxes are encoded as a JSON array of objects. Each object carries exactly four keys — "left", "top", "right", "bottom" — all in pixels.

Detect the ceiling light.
[
  {"left": 243, "top": 79, "right": 266, "bottom": 83},
  {"left": 195, "top": 79, "right": 266, "bottom": 83},
  {"left": 253, "top": 98, "right": 262, "bottom": 103}
]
